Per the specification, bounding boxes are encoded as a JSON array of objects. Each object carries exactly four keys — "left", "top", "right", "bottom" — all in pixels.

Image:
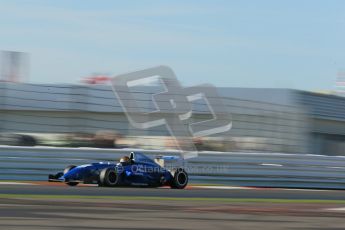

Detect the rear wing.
[{"left": 154, "top": 155, "right": 183, "bottom": 169}]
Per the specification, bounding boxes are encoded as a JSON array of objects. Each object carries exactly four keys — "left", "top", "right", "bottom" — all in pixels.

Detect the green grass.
[{"left": 1, "top": 193, "right": 345, "bottom": 204}]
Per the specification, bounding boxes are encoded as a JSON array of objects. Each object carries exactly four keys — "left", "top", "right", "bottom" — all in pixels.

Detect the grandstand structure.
[{"left": 0, "top": 82, "right": 344, "bottom": 155}]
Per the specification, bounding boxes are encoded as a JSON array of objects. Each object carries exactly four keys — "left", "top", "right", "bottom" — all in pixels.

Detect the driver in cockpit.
[{"left": 119, "top": 156, "right": 131, "bottom": 166}]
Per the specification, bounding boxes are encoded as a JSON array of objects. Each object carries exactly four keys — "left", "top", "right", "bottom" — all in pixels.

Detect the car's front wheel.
[
  {"left": 99, "top": 168, "right": 119, "bottom": 187},
  {"left": 66, "top": 182, "right": 78, "bottom": 186}
]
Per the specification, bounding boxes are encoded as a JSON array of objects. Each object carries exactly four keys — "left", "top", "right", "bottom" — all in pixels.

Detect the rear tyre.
[
  {"left": 99, "top": 168, "right": 119, "bottom": 187},
  {"left": 170, "top": 168, "right": 188, "bottom": 189}
]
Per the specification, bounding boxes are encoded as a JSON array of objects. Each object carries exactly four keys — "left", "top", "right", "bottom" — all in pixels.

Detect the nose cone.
[{"left": 63, "top": 167, "right": 85, "bottom": 181}]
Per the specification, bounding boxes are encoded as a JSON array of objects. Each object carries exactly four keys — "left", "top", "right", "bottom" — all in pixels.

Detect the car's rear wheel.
[
  {"left": 170, "top": 168, "right": 188, "bottom": 189},
  {"left": 63, "top": 165, "right": 79, "bottom": 186},
  {"left": 99, "top": 168, "right": 119, "bottom": 187}
]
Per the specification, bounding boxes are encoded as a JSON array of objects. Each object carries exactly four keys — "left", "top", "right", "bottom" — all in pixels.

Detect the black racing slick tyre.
[
  {"left": 66, "top": 182, "right": 78, "bottom": 186},
  {"left": 99, "top": 168, "right": 119, "bottom": 187},
  {"left": 170, "top": 168, "right": 188, "bottom": 189}
]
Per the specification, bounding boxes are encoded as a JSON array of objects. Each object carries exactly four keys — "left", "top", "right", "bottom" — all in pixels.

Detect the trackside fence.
[{"left": 1, "top": 146, "right": 345, "bottom": 189}]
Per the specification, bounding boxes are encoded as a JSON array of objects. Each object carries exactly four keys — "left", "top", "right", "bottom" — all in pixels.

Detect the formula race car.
[{"left": 48, "top": 152, "right": 188, "bottom": 189}]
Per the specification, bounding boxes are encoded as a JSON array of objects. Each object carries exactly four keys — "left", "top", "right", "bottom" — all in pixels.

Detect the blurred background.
[
  {"left": 0, "top": 1, "right": 345, "bottom": 156},
  {"left": 1, "top": 51, "right": 345, "bottom": 156}
]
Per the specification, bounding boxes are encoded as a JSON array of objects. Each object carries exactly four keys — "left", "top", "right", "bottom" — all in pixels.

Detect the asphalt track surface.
[
  {"left": 2, "top": 182, "right": 345, "bottom": 200},
  {"left": 2, "top": 183, "right": 345, "bottom": 229}
]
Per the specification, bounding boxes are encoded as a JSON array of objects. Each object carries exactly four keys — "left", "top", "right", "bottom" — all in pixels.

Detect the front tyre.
[
  {"left": 99, "top": 168, "right": 119, "bottom": 187},
  {"left": 170, "top": 168, "right": 188, "bottom": 189},
  {"left": 66, "top": 182, "right": 78, "bottom": 186}
]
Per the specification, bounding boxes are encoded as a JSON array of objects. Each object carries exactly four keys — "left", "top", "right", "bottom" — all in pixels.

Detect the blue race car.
[{"left": 48, "top": 152, "right": 188, "bottom": 189}]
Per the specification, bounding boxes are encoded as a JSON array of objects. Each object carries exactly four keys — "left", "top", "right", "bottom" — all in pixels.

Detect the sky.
[{"left": 0, "top": 0, "right": 344, "bottom": 90}]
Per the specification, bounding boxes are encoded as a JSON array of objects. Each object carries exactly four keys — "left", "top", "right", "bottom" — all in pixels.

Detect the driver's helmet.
[{"left": 120, "top": 156, "right": 130, "bottom": 164}]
